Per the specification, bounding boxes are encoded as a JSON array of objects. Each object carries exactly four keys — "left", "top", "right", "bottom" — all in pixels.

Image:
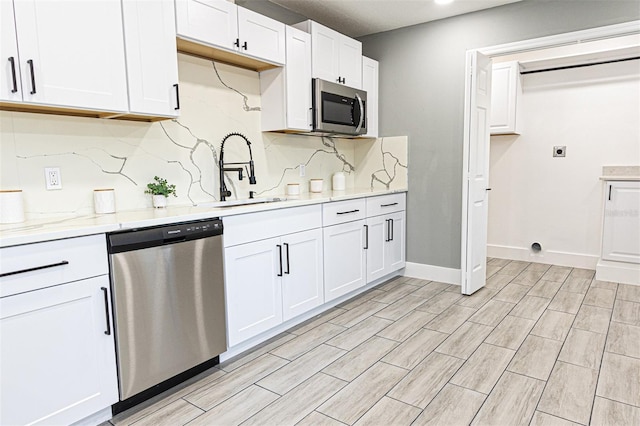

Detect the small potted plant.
[{"left": 145, "top": 176, "right": 177, "bottom": 208}]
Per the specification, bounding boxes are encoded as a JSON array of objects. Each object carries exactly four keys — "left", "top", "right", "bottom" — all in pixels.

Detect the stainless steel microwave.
[{"left": 312, "top": 78, "right": 367, "bottom": 136}]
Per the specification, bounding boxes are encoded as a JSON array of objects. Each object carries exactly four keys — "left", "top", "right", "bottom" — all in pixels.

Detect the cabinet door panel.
[
  {"left": 1, "top": 0, "right": 22, "bottom": 102},
  {"left": 238, "top": 6, "right": 285, "bottom": 64},
  {"left": 0, "top": 276, "right": 118, "bottom": 426},
  {"left": 362, "top": 56, "right": 378, "bottom": 137},
  {"left": 386, "top": 211, "right": 406, "bottom": 272},
  {"left": 282, "top": 229, "right": 324, "bottom": 321},
  {"left": 490, "top": 61, "right": 520, "bottom": 135},
  {"left": 123, "top": 0, "right": 179, "bottom": 117},
  {"left": 176, "top": 0, "right": 238, "bottom": 51},
  {"left": 225, "top": 238, "right": 283, "bottom": 346},
  {"left": 286, "top": 26, "right": 312, "bottom": 130},
  {"left": 602, "top": 182, "right": 640, "bottom": 264},
  {"left": 13, "top": 0, "right": 128, "bottom": 111},
  {"left": 311, "top": 23, "right": 340, "bottom": 82},
  {"left": 366, "top": 215, "right": 387, "bottom": 283},
  {"left": 323, "top": 220, "right": 366, "bottom": 302},
  {"left": 339, "top": 36, "right": 362, "bottom": 89}
]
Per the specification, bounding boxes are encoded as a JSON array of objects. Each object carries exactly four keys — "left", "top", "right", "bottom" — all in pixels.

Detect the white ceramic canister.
[
  {"left": 286, "top": 183, "right": 300, "bottom": 196},
  {"left": 93, "top": 189, "right": 116, "bottom": 214},
  {"left": 152, "top": 195, "right": 168, "bottom": 208},
  {"left": 332, "top": 172, "right": 346, "bottom": 191},
  {"left": 309, "top": 179, "right": 323, "bottom": 193},
  {"left": 0, "top": 190, "right": 25, "bottom": 223}
]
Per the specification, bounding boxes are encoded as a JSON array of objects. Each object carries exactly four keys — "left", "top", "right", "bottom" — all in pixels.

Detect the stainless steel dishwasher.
[{"left": 107, "top": 218, "right": 226, "bottom": 413}]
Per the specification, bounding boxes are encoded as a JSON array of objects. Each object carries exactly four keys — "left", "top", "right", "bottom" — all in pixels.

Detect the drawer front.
[
  {"left": 0, "top": 234, "right": 108, "bottom": 298},
  {"left": 366, "top": 193, "right": 406, "bottom": 217},
  {"left": 223, "top": 205, "right": 322, "bottom": 247},
  {"left": 323, "top": 198, "right": 366, "bottom": 227}
]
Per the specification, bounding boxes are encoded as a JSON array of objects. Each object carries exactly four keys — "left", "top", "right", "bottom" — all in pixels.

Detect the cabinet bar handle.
[
  {"left": 337, "top": 209, "right": 359, "bottom": 215},
  {"left": 284, "top": 243, "right": 290, "bottom": 275},
  {"left": 27, "top": 59, "right": 36, "bottom": 94},
  {"left": 0, "top": 260, "right": 69, "bottom": 278},
  {"left": 8, "top": 57, "right": 18, "bottom": 93},
  {"left": 276, "top": 244, "right": 283, "bottom": 277},
  {"left": 390, "top": 218, "right": 394, "bottom": 241},
  {"left": 364, "top": 224, "right": 368, "bottom": 249},
  {"left": 380, "top": 202, "right": 398, "bottom": 207},
  {"left": 234, "top": 38, "right": 240, "bottom": 48},
  {"left": 174, "top": 83, "right": 180, "bottom": 110},
  {"left": 608, "top": 184, "right": 612, "bottom": 201},
  {"left": 385, "top": 219, "right": 390, "bottom": 242},
  {"left": 101, "top": 287, "right": 111, "bottom": 336},
  {"left": 242, "top": 41, "right": 248, "bottom": 50}
]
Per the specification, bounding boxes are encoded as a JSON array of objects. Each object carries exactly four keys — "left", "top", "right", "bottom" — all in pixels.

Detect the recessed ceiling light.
[{"left": 435, "top": 0, "right": 454, "bottom": 5}]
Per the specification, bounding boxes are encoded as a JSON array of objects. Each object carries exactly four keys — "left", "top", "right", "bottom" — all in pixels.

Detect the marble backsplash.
[{"left": 0, "top": 53, "right": 407, "bottom": 218}]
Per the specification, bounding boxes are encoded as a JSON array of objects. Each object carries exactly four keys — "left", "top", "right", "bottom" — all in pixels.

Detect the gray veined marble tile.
[
  {"left": 493, "top": 283, "right": 530, "bottom": 304},
  {"left": 353, "top": 396, "right": 421, "bottom": 426},
  {"left": 297, "top": 411, "right": 346, "bottom": 426},
  {"left": 219, "top": 333, "right": 296, "bottom": 372},
  {"left": 583, "top": 286, "right": 616, "bottom": 309},
  {"left": 434, "top": 321, "right": 494, "bottom": 360},
  {"left": 557, "top": 328, "right": 606, "bottom": 370},
  {"left": 449, "top": 343, "right": 515, "bottom": 394},
  {"left": 525, "top": 262, "right": 552, "bottom": 272},
  {"left": 547, "top": 291, "right": 584, "bottom": 315},
  {"left": 596, "top": 352, "right": 640, "bottom": 407},
  {"left": 484, "top": 273, "right": 515, "bottom": 290},
  {"left": 186, "top": 385, "right": 278, "bottom": 426},
  {"left": 403, "top": 277, "right": 431, "bottom": 287},
  {"left": 468, "top": 299, "right": 515, "bottom": 327},
  {"left": 326, "top": 315, "right": 392, "bottom": 351},
  {"left": 488, "top": 258, "right": 511, "bottom": 267},
  {"left": 289, "top": 307, "right": 348, "bottom": 335},
  {"left": 506, "top": 335, "right": 563, "bottom": 381},
  {"left": 537, "top": 361, "right": 599, "bottom": 425},
  {"left": 511, "top": 269, "right": 546, "bottom": 286},
  {"left": 606, "top": 321, "right": 640, "bottom": 359},
  {"left": 617, "top": 283, "right": 640, "bottom": 303},
  {"left": 373, "top": 294, "right": 428, "bottom": 321},
  {"left": 499, "top": 260, "right": 530, "bottom": 276},
  {"left": 376, "top": 276, "right": 406, "bottom": 292},
  {"left": 568, "top": 267, "right": 595, "bottom": 280},
  {"left": 131, "top": 399, "right": 203, "bottom": 426},
  {"left": 527, "top": 280, "right": 563, "bottom": 298},
  {"left": 243, "top": 373, "right": 347, "bottom": 426},
  {"left": 529, "top": 411, "right": 581, "bottom": 426},
  {"left": 322, "top": 336, "right": 398, "bottom": 382},
  {"left": 573, "top": 304, "right": 611, "bottom": 334},
  {"left": 370, "top": 283, "right": 419, "bottom": 304},
  {"left": 270, "top": 322, "right": 347, "bottom": 360},
  {"left": 456, "top": 287, "right": 499, "bottom": 309},
  {"left": 426, "top": 281, "right": 459, "bottom": 293},
  {"left": 414, "top": 291, "right": 463, "bottom": 315},
  {"left": 590, "top": 279, "right": 618, "bottom": 291},
  {"left": 541, "top": 265, "right": 572, "bottom": 283},
  {"left": 509, "top": 295, "right": 551, "bottom": 320},
  {"left": 486, "top": 263, "right": 503, "bottom": 278},
  {"left": 329, "top": 300, "right": 389, "bottom": 328},
  {"left": 530, "top": 310, "right": 575, "bottom": 341},
  {"left": 591, "top": 396, "right": 640, "bottom": 426},
  {"left": 424, "top": 304, "right": 477, "bottom": 334},
  {"left": 611, "top": 299, "right": 640, "bottom": 326},
  {"left": 484, "top": 315, "right": 535, "bottom": 350},
  {"left": 317, "top": 362, "right": 407, "bottom": 425},
  {"left": 410, "top": 281, "right": 448, "bottom": 299},
  {"left": 412, "top": 384, "right": 486, "bottom": 426},
  {"left": 471, "top": 371, "right": 545, "bottom": 426},
  {"left": 382, "top": 328, "right": 449, "bottom": 369},
  {"left": 560, "top": 276, "right": 591, "bottom": 294},
  {"left": 376, "top": 310, "right": 436, "bottom": 342},
  {"left": 257, "top": 344, "right": 346, "bottom": 395},
  {"left": 387, "top": 351, "right": 464, "bottom": 409}
]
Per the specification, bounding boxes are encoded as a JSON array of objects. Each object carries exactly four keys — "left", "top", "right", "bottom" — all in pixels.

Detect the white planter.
[{"left": 152, "top": 195, "right": 168, "bottom": 208}]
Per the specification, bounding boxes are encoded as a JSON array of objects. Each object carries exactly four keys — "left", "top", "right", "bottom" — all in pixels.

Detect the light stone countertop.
[
  {"left": 600, "top": 165, "right": 640, "bottom": 181},
  {"left": 0, "top": 187, "right": 407, "bottom": 248}
]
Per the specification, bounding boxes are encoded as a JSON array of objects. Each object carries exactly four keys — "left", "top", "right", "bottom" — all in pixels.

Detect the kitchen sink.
[{"left": 197, "top": 197, "right": 287, "bottom": 208}]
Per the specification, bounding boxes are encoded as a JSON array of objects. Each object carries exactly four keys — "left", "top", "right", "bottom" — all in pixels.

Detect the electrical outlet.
[
  {"left": 45, "top": 167, "right": 62, "bottom": 190},
  {"left": 299, "top": 164, "right": 306, "bottom": 177}
]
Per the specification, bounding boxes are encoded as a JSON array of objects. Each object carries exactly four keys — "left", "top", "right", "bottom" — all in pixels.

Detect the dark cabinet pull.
[
  {"left": 276, "top": 244, "right": 283, "bottom": 277},
  {"left": 173, "top": 83, "right": 180, "bottom": 110},
  {"left": 385, "top": 219, "right": 390, "bottom": 242},
  {"left": 101, "top": 287, "right": 111, "bottom": 336},
  {"left": 0, "top": 260, "right": 69, "bottom": 278},
  {"left": 381, "top": 202, "right": 398, "bottom": 207},
  {"left": 8, "top": 57, "right": 18, "bottom": 93},
  {"left": 234, "top": 38, "right": 240, "bottom": 48},
  {"left": 242, "top": 41, "right": 248, "bottom": 50},
  {"left": 608, "top": 184, "right": 612, "bottom": 201},
  {"left": 390, "top": 218, "right": 394, "bottom": 241},
  {"left": 283, "top": 243, "right": 290, "bottom": 274},
  {"left": 337, "top": 209, "right": 359, "bottom": 215},
  {"left": 364, "top": 224, "right": 368, "bottom": 249},
  {"left": 27, "top": 59, "right": 36, "bottom": 94}
]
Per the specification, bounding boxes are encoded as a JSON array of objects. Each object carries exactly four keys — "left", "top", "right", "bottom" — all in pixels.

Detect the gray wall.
[{"left": 360, "top": 0, "right": 640, "bottom": 269}]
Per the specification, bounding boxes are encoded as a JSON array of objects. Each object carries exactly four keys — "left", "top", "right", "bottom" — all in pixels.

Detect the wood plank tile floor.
[{"left": 109, "top": 260, "right": 640, "bottom": 426}]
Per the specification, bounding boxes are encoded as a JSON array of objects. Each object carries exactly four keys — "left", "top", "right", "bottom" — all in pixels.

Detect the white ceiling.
[{"left": 268, "top": 0, "right": 523, "bottom": 37}]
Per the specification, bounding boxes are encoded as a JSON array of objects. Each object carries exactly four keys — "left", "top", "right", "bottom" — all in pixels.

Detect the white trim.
[
  {"left": 487, "top": 244, "right": 599, "bottom": 269},
  {"left": 596, "top": 259, "right": 640, "bottom": 286},
  {"left": 404, "top": 262, "right": 461, "bottom": 286},
  {"left": 74, "top": 407, "right": 113, "bottom": 426},
  {"left": 460, "top": 50, "right": 474, "bottom": 293}
]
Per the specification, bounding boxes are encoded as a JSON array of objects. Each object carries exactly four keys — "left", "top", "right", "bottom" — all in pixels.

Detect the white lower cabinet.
[
  {"left": 602, "top": 180, "right": 640, "bottom": 264},
  {"left": 0, "top": 276, "right": 118, "bottom": 426},
  {"left": 366, "top": 211, "right": 406, "bottom": 282},
  {"left": 323, "top": 219, "right": 367, "bottom": 302}
]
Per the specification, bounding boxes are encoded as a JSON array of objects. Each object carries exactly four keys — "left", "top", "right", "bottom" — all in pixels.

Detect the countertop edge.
[{"left": 599, "top": 176, "right": 640, "bottom": 181}]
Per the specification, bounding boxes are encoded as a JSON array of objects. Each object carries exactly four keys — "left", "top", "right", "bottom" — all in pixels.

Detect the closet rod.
[{"left": 520, "top": 56, "right": 640, "bottom": 75}]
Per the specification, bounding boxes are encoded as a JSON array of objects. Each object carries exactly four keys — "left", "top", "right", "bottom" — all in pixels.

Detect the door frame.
[{"left": 460, "top": 20, "right": 640, "bottom": 291}]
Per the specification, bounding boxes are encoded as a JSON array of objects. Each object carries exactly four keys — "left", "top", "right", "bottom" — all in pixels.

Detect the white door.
[
  {"left": 122, "top": 0, "right": 179, "bottom": 117},
  {"left": 338, "top": 35, "right": 362, "bottom": 89},
  {"left": 602, "top": 181, "right": 640, "bottom": 264},
  {"left": 386, "top": 211, "right": 406, "bottom": 272},
  {"left": 461, "top": 50, "right": 492, "bottom": 295},
  {"left": 285, "top": 26, "right": 312, "bottom": 131},
  {"left": 366, "top": 215, "right": 387, "bottom": 283},
  {"left": 1, "top": 0, "right": 22, "bottom": 102},
  {"left": 310, "top": 22, "right": 340, "bottom": 83},
  {"left": 237, "top": 6, "right": 285, "bottom": 64},
  {"left": 224, "top": 238, "right": 283, "bottom": 347},
  {"left": 0, "top": 276, "right": 118, "bottom": 426},
  {"left": 282, "top": 229, "right": 324, "bottom": 321},
  {"left": 323, "top": 220, "right": 367, "bottom": 302},
  {"left": 175, "top": 0, "right": 238, "bottom": 51},
  {"left": 13, "top": 0, "right": 128, "bottom": 111}
]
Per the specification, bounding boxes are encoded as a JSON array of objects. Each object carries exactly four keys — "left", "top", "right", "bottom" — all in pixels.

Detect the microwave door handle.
[{"left": 355, "top": 93, "right": 364, "bottom": 133}]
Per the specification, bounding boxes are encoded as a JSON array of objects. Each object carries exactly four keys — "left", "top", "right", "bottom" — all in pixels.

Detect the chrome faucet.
[{"left": 219, "top": 133, "right": 256, "bottom": 201}]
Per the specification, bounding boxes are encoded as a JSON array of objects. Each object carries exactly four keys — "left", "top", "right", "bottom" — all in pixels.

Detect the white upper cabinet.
[
  {"left": 602, "top": 181, "right": 640, "bottom": 264},
  {"left": 122, "top": 0, "right": 180, "bottom": 117},
  {"left": 0, "top": 1, "right": 21, "bottom": 102},
  {"left": 260, "top": 25, "right": 312, "bottom": 132},
  {"left": 176, "top": 0, "right": 285, "bottom": 66},
  {"left": 294, "top": 21, "right": 362, "bottom": 89},
  {"left": 362, "top": 56, "right": 379, "bottom": 138},
  {"left": 490, "top": 61, "right": 522, "bottom": 135},
  {"left": 11, "top": 0, "right": 128, "bottom": 112}
]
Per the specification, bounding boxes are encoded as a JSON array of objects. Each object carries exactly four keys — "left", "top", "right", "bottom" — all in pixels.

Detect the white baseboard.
[
  {"left": 596, "top": 260, "right": 640, "bottom": 285},
  {"left": 404, "top": 262, "right": 461, "bottom": 285},
  {"left": 487, "top": 244, "right": 599, "bottom": 269}
]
